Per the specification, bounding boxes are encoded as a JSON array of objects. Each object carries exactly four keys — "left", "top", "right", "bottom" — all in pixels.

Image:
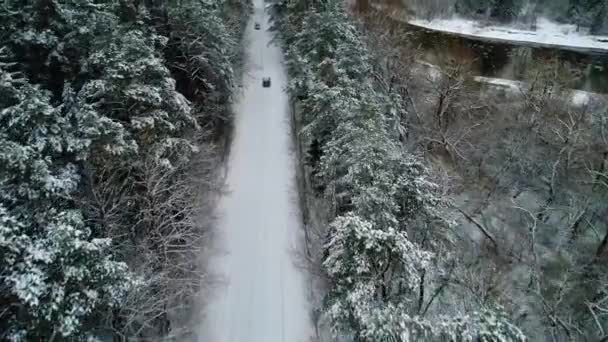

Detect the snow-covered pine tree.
[
  {"left": 79, "top": 28, "right": 198, "bottom": 167},
  {"left": 0, "top": 0, "right": 118, "bottom": 98},
  {"left": 273, "top": 0, "right": 528, "bottom": 339},
  {"left": 0, "top": 53, "right": 134, "bottom": 340},
  {"left": 160, "top": 0, "right": 238, "bottom": 130},
  {"left": 1, "top": 0, "right": 248, "bottom": 338}
]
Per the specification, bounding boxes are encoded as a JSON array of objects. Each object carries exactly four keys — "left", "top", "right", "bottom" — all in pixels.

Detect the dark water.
[
  {"left": 368, "top": 9, "right": 608, "bottom": 93},
  {"left": 411, "top": 24, "right": 608, "bottom": 92}
]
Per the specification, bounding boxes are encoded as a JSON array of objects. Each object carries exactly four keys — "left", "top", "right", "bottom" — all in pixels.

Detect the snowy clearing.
[
  {"left": 408, "top": 17, "right": 608, "bottom": 53},
  {"left": 199, "top": 1, "right": 312, "bottom": 341}
]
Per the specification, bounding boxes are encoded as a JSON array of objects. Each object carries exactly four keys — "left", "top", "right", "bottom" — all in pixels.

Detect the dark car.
[
  {"left": 262, "top": 77, "right": 271, "bottom": 87},
  {"left": 254, "top": 23, "right": 261, "bottom": 30}
]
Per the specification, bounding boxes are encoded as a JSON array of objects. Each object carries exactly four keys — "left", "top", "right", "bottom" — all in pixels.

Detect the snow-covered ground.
[
  {"left": 408, "top": 16, "right": 608, "bottom": 53},
  {"left": 199, "top": 1, "right": 312, "bottom": 341},
  {"left": 474, "top": 76, "right": 595, "bottom": 106},
  {"left": 416, "top": 60, "right": 597, "bottom": 106}
]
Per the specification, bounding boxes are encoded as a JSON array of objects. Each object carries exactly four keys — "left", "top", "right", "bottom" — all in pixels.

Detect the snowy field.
[
  {"left": 408, "top": 17, "right": 608, "bottom": 53},
  {"left": 198, "top": 1, "right": 312, "bottom": 341}
]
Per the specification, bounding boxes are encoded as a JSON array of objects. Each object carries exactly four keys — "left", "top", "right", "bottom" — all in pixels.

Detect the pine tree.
[
  {"left": 275, "top": 0, "right": 527, "bottom": 339},
  {"left": 590, "top": 2, "right": 607, "bottom": 35},
  {"left": 490, "top": 0, "right": 523, "bottom": 23},
  {"left": 0, "top": 55, "right": 134, "bottom": 340},
  {"left": 161, "top": 0, "right": 238, "bottom": 127},
  {"left": 0, "top": 0, "right": 248, "bottom": 338},
  {"left": 0, "top": 0, "right": 118, "bottom": 98},
  {"left": 455, "top": 0, "right": 496, "bottom": 18},
  {"left": 79, "top": 28, "right": 198, "bottom": 167}
]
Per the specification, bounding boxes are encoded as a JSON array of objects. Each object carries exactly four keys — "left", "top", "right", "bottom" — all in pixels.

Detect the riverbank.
[
  {"left": 408, "top": 16, "right": 608, "bottom": 54},
  {"left": 359, "top": 4, "right": 608, "bottom": 93}
]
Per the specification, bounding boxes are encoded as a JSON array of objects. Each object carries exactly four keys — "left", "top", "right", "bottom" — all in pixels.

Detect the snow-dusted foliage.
[
  {"left": 79, "top": 28, "right": 198, "bottom": 165},
  {"left": 0, "top": 0, "right": 248, "bottom": 338},
  {"left": 0, "top": 0, "right": 118, "bottom": 96},
  {"left": 0, "top": 59, "right": 134, "bottom": 340},
  {"left": 271, "top": 0, "right": 526, "bottom": 339},
  {"left": 452, "top": 0, "right": 607, "bottom": 34},
  {"left": 160, "top": 0, "right": 242, "bottom": 131}
]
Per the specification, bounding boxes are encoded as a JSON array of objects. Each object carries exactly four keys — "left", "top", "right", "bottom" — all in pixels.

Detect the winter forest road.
[{"left": 199, "top": 1, "right": 312, "bottom": 342}]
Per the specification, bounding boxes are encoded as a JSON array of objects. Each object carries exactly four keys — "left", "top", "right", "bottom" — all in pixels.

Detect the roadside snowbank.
[{"left": 408, "top": 17, "right": 608, "bottom": 53}]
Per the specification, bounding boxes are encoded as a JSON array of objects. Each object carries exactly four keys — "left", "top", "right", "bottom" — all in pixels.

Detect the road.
[{"left": 199, "top": 1, "right": 312, "bottom": 341}]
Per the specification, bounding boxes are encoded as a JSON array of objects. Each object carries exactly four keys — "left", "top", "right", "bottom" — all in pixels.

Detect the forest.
[
  {"left": 404, "top": 0, "right": 607, "bottom": 34},
  {"left": 0, "top": 0, "right": 248, "bottom": 339},
  {"left": 271, "top": 0, "right": 608, "bottom": 340},
  {"left": 272, "top": 0, "right": 525, "bottom": 340},
  {"left": 1, "top": 0, "right": 607, "bottom": 340}
]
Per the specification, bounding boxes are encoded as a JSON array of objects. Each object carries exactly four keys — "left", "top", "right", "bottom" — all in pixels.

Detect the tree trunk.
[
  {"left": 356, "top": 0, "right": 370, "bottom": 14},
  {"left": 596, "top": 228, "right": 608, "bottom": 259},
  {"left": 417, "top": 269, "right": 426, "bottom": 313}
]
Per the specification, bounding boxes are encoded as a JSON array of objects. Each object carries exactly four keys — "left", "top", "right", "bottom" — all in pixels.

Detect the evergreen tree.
[
  {"left": 589, "top": 1, "right": 607, "bottom": 35},
  {"left": 0, "top": 55, "right": 134, "bottom": 340},
  {"left": 272, "top": 0, "right": 527, "bottom": 339},
  {"left": 453, "top": 0, "right": 606, "bottom": 30},
  {"left": 454, "top": 0, "right": 496, "bottom": 19},
  {"left": 161, "top": 0, "right": 238, "bottom": 129},
  {"left": 490, "top": 0, "right": 523, "bottom": 23},
  {"left": 79, "top": 28, "right": 198, "bottom": 166},
  {"left": 0, "top": 0, "right": 118, "bottom": 98},
  {"left": 0, "top": 0, "right": 248, "bottom": 338}
]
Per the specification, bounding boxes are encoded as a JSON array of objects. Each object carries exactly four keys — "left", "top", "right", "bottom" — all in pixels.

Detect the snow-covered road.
[{"left": 199, "top": 1, "right": 311, "bottom": 341}]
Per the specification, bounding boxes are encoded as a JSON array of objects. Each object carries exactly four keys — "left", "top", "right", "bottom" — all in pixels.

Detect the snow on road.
[
  {"left": 408, "top": 17, "right": 608, "bottom": 53},
  {"left": 199, "top": 1, "right": 311, "bottom": 342}
]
